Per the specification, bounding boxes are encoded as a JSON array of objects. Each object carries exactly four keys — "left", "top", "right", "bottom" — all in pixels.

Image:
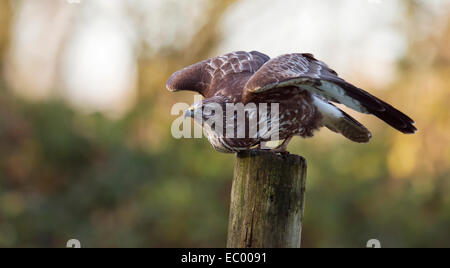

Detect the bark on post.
[{"left": 227, "top": 150, "right": 307, "bottom": 248}]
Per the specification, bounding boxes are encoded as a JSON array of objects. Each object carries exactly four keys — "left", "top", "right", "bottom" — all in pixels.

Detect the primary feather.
[{"left": 244, "top": 53, "right": 417, "bottom": 134}]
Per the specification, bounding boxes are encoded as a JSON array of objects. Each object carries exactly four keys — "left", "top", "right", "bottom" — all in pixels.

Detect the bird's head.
[
  {"left": 184, "top": 101, "right": 206, "bottom": 122},
  {"left": 184, "top": 104, "right": 197, "bottom": 119},
  {"left": 185, "top": 96, "right": 228, "bottom": 129}
]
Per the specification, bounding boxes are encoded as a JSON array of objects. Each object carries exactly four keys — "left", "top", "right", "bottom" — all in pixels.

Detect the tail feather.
[
  {"left": 313, "top": 97, "right": 372, "bottom": 143},
  {"left": 329, "top": 109, "right": 372, "bottom": 143}
]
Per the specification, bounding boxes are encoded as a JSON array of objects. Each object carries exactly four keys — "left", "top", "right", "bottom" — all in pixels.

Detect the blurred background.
[{"left": 0, "top": 0, "right": 449, "bottom": 247}]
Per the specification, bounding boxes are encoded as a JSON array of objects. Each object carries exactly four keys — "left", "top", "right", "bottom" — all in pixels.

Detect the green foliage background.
[{"left": 0, "top": 0, "right": 449, "bottom": 247}]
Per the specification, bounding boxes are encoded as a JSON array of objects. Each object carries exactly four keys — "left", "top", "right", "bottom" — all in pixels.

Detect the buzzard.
[{"left": 166, "top": 51, "right": 416, "bottom": 153}]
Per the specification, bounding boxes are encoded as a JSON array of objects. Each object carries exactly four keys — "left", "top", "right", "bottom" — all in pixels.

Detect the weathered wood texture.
[{"left": 227, "top": 150, "right": 307, "bottom": 248}]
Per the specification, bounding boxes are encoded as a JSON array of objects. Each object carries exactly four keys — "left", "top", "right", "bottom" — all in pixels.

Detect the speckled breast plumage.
[{"left": 204, "top": 88, "right": 322, "bottom": 153}]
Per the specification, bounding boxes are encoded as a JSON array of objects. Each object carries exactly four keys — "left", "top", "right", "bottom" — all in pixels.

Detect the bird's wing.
[
  {"left": 166, "top": 51, "right": 270, "bottom": 98},
  {"left": 244, "top": 53, "right": 417, "bottom": 134}
]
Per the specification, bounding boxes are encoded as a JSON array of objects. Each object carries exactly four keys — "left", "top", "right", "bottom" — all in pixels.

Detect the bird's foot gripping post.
[{"left": 227, "top": 150, "right": 307, "bottom": 248}]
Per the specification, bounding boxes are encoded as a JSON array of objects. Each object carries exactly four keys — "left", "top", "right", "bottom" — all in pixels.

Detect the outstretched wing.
[
  {"left": 166, "top": 51, "right": 270, "bottom": 98},
  {"left": 244, "top": 53, "right": 417, "bottom": 134}
]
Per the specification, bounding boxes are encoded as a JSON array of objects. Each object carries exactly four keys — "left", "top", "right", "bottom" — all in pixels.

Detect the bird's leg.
[
  {"left": 272, "top": 137, "right": 292, "bottom": 154},
  {"left": 255, "top": 142, "right": 269, "bottom": 151},
  {"left": 253, "top": 142, "right": 274, "bottom": 152}
]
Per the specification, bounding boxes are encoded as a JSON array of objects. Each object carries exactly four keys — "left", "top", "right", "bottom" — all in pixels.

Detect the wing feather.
[
  {"left": 166, "top": 51, "right": 270, "bottom": 98},
  {"left": 244, "top": 53, "right": 417, "bottom": 134}
]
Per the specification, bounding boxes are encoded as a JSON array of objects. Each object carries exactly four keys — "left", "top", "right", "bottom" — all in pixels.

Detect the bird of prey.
[{"left": 166, "top": 51, "right": 416, "bottom": 153}]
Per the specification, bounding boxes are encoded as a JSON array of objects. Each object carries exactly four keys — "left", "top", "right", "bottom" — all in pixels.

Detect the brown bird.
[{"left": 167, "top": 51, "right": 416, "bottom": 153}]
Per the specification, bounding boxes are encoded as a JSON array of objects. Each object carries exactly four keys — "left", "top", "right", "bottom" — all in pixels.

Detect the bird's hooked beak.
[{"left": 184, "top": 106, "right": 195, "bottom": 119}]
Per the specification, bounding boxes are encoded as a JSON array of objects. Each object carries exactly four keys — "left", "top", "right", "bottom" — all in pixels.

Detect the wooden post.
[{"left": 227, "top": 150, "right": 307, "bottom": 248}]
